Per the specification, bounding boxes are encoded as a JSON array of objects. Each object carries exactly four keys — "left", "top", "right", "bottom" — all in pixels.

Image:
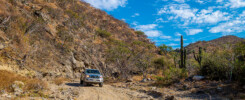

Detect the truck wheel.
[
  {"left": 99, "top": 83, "right": 103, "bottom": 87},
  {"left": 83, "top": 81, "right": 87, "bottom": 86},
  {"left": 80, "top": 80, "right": 83, "bottom": 84}
]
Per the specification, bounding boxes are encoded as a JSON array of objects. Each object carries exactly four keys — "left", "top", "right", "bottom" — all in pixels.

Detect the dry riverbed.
[{"left": 1, "top": 79, "right": 244, "bottom": 100}]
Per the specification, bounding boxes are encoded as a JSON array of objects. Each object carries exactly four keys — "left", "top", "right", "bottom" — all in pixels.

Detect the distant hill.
[{"left": 185, "top": 35, "right": 245, "bottom": 53}]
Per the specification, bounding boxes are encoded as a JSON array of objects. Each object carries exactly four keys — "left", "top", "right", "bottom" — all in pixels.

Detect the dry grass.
[
  {"left": 132, "top": 74, "right": 156, "bottom": 82},
  {"left": 0, "top": 70, "right": 47, "bottom": 93},
  {"left": 24, "top": 79, "right": 47, "bottom": 91},
  {"left": 0, "top": 70, "right": 26, "bottom": 92},
  {"left": 132, "top": 75, "right": 143, "bottom": 82},
  {"left": 53, "top": 77, "right": 69, "bottom": 85}
]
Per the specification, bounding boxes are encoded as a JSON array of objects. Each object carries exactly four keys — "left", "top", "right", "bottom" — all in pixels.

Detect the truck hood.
[{"left": 86, "top": 74, "right": 102, "bottom": 78}]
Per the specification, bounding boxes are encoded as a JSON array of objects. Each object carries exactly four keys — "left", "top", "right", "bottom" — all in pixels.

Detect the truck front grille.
[{"left": 90, "top": 75, "right": 99, "bottom": 78}]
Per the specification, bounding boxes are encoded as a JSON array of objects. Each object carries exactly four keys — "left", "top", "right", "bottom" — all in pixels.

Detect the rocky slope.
[{"left": 0, "top": 0, "right": 157, "bottom": 79}]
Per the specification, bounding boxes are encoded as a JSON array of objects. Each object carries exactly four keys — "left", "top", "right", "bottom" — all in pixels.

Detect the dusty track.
[{"left": 48, "top": 81, "right": 154, "bottom": 100}]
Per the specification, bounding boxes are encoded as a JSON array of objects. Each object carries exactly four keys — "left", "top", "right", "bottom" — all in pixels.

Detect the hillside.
[
  {"left": 0, "top": 0, "right": 157, "bottom": 79},
  {"left": 185, "top": 35, "right": 245, "bottom": 53}
]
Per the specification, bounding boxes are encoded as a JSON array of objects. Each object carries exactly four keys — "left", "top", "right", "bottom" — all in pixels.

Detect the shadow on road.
[
  {"left": 65, "top": 83, "right": 81, "bottom": 87},
  {"left": 65, "top": 83, "right": 97, "bottom": 87}
]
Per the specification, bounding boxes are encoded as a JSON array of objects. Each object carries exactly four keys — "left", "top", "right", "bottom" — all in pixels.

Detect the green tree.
[
  {"left": 135, "top": 31, "right": 145, "bottom": 35},
  {"left": 134, "top": 50, "right": 153, "bottom": 80},
  {"left": 159, "top": 44, "right": 173, "bottom": 55}
]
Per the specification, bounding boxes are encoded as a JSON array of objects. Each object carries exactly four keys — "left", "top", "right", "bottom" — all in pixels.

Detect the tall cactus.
[
  {"left": 193, "top": 47, "right": 202, "bottom": 67},
  {"left": 184, "top": 48, "right": 186, "bottom": 68},
  {"left": 180, "top": 35, "right": 185, "bottom": 68}
]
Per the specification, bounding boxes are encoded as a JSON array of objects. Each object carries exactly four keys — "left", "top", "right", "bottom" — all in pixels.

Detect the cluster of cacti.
[
  {"left": 193, "top": 47, "right": 202, "bottom": 67},
  {"left": 180, "top": 35, "right": 186, "bottom": 68}
]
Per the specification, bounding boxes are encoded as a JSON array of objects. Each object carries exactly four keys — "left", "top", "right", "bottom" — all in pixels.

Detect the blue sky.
[{"left": 83, "top": 0, "right": 245, "bottom": 48}]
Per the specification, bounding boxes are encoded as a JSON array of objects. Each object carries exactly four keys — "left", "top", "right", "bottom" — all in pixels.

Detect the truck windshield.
[{"left": 86, "top": 70, "right": 100, "bottom": 74}]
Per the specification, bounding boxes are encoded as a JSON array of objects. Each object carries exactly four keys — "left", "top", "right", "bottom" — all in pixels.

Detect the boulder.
[
  {"left": 165, "top": 95, "right": 176, "bottom": 100},
  {"left": 151, "top": 87, "right": 157, "bottom": 90},
  {"left": 140, "top": 78, "right": 147, "bottom": 82},
  {"left": 126, "top": 78, "right": 133, "bottom": 83},
  {"left": 147, "top": 78, "right": 152, "bottom": 81},
  {"left": 1, "top": 93, "right": 11, "bottom": 98},
  {"left": 0, "top": 44, "right": 5, "bottom": 50},
  {"left": 12, "top": 81, "right": 24, "bottom": 96},
  {"left": 193, "top": 75, "right": 205, "bottom": 81}
]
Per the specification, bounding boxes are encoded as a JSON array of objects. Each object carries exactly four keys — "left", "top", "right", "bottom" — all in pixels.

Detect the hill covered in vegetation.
[
  {"left": 0, "top": 0, "right": 158, "bottom": 79},
  {"left": 185, "top": 35, "right": 244, "bottom": 53}
]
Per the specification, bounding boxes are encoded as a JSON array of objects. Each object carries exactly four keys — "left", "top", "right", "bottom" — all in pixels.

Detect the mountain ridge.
[{"left": 185, "top": 35, "right": 245, "bottom": 53}]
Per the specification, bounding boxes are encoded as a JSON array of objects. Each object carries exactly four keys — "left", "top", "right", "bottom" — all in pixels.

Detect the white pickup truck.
[{"left": 80, "top": 69, "right": 103, "bottom": 87}]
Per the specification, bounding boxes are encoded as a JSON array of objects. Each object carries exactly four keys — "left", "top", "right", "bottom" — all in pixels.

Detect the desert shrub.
[
  {"left": 135, "top": 31, "right": 144, "bottom": 35},
  {"left": 153, "top": 57, "right": 165, "bottom": 69},
  {"left": 199, "top": 44, "right": 245, "bottom": 82},
  {"left": 132, "top": 40, "right": 144, "bottom": 46},
  {"left": 46, "top": 7, "right": 63, "bottom": 20},
  {"left": 53, "top": 77, "right": 69, "bottom": 85},
  {"left": 155, "top": 67, "right": 187, "bottom": 86},
  {"left": 65, "top": 9, "right": 81, "bottom": 20},
  {"left": 153, "top": 56, "right": 174, "bottom": 70},
  {"left": 107, "top": 38, "right": 126, "bottom": 46},
  {"left": 200, "top": 50, "right": 231, "bottom": 80},
  {"left": 96, "top": 29, "right": 111, "bottom": 38},
  {"left": 233, "top": 42, "right": 245, "bottom": 83},
  {"left": 106, "top": 45, "right": 131, "bottom": 62},
  {"left": 132, "top": 40, "right": 155, "bottom": 49}
]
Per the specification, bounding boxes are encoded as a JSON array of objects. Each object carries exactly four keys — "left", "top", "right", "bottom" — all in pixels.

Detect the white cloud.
[
  {"left": 121, "top": 18, "right": 126, "bottom": 22},
  {"left": 160, "top": 35, "right": 172, "bottom": 39},
  {"left": 175, "top": 32, "right": 182, "bottom": 36},
  {"left": 186, "top": 29, "right": 203, "bottom": 35},
  {"left": 226, "top": 0, "right": 245, "bottom": 8},
  {"left": 158, "top": 4, "right": 197, "bottom": 19},
  {"left": 209, "top": 11, "right": 245, "bottom": 34},
  {"left": 144, "top": 30, "right": 162, "bottom": 37},
  {"left": 216, "top": 0, "right": 223, "bottom": 3},
  {"left": 196, "top": 0, "right": 204, "bottom": 4},
  {"left": 155, "top": 18, "right": 168, "bottom": 23},
  {"left": 135, "top": 24, "right": 161, "bottom": 37},
  {"left": 131, "top": 21, "right": 138, "bottom": 26},
  {"left": 167, "top": 43, "right": 178, "bottom": 46},
  {"left": 173, "top": 38, "right": 187, "bottom": 41},
  {"left": 135, "top": 24, "right": 157, "bottom": 30},
  {"left": 158, "top": 3, "right": 230, "bottom": 25},
  {"left": 240, "top": 11, "right": 245, "bottom": 17},
  {"left": 83, "top": 0, "right": 127, "bottom": 11},
  {"left": 209, "top": 20, "right": 245, "bottom": 34},
  {"left": 132, "top": 13, "right": 140, "bottom": 17},
  {"left": 194, "top": 10, "right": 230, "bottom": 24},
  {"left": 174, "top": 0, "right": 185, "bottom": 3}
]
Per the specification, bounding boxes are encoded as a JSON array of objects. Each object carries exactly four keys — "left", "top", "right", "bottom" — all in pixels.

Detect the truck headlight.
[{"left": 86, "top": 75, "right": 90, "bottom": 78}]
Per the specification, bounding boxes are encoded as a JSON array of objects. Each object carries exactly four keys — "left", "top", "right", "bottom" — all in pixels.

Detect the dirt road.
[
  {"left": 2, "top": 80, "right": 231, "bottom": 100},
  {"left": 48, "top": 81, "right": 154, "bottom": 100}
]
